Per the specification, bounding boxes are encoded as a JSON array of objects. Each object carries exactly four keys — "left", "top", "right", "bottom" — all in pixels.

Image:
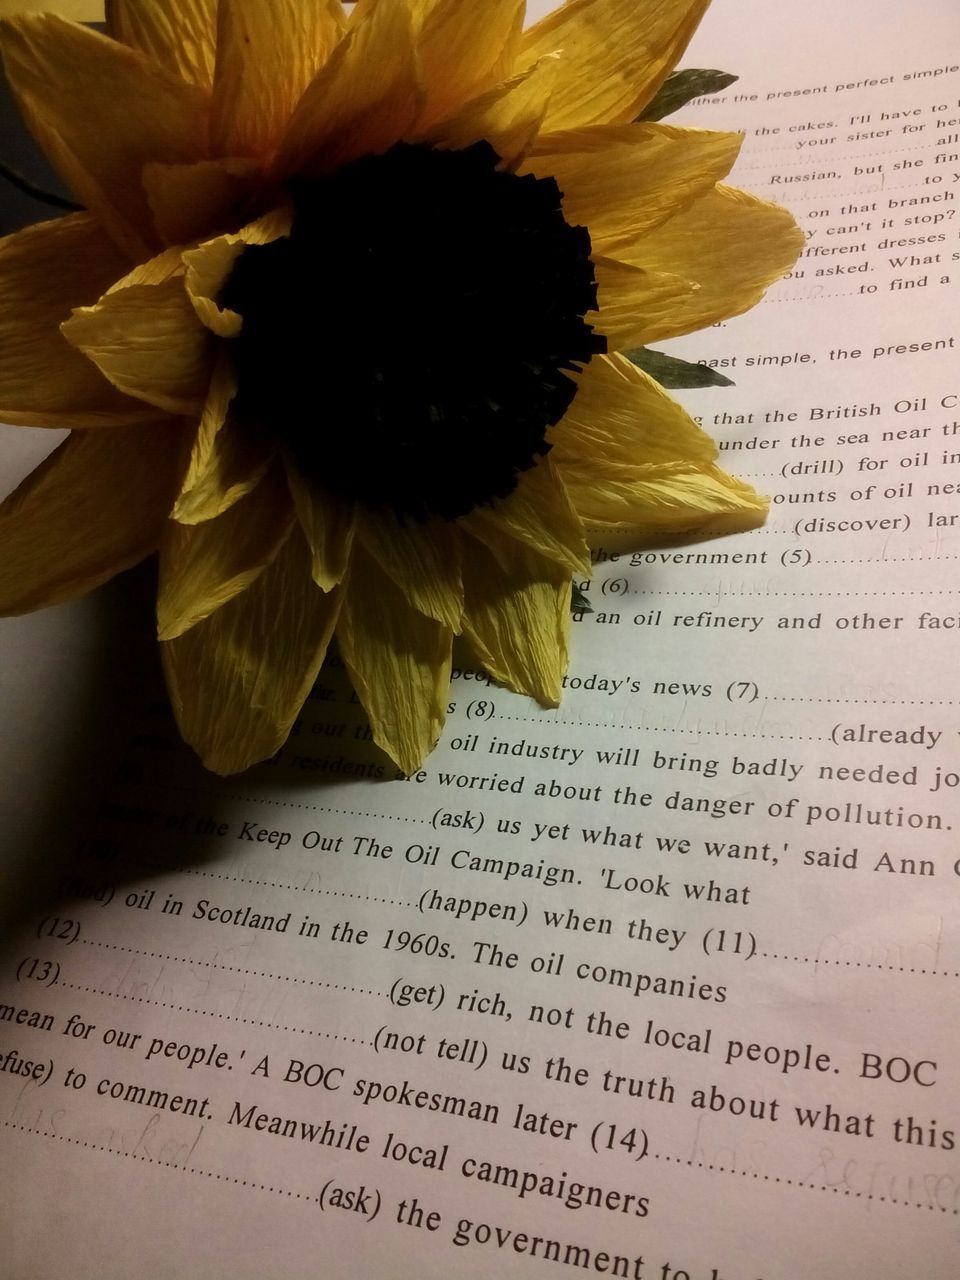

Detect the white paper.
[{"left": 2, "top": 3, "right": 959, "bottom": 1277}]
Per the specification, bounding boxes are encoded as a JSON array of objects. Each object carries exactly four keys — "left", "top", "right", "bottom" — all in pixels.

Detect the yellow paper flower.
[{"left": 0, "top": 0, "right": 801, "bottom": 775}]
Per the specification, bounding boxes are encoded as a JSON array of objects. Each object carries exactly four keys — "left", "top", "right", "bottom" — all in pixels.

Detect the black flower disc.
[{"left": 221, "top": 141, "right": 605, "bottom": 520}]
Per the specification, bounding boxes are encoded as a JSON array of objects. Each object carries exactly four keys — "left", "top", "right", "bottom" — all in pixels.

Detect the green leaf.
[
  {"left": 571, "top": 584, "right": 593, "bottom": 615},
  {"left": 622, "top": 347, "right": 734, "bottom": 389},
  {"left": 638, "top": 69, "right": 738, "bottom": 122}
]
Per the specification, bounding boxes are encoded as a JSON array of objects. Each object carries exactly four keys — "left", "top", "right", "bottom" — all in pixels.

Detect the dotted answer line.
[
  {"left": 769, "top": 291, "right": 867, "bottom": 303},
  {"left": 640, "top": 589, "right": 960, "bottom": 597},
  {"left": 493, "top": 715, "right": 823, "bottom": 742},
  {"left": 746, "top": 144, "right": 839, "bottom": 156},
  {"left": 78, "top": 940, "right": 383, "bottom": 997},
  {"left": 587, "top": 525, "right": 880, "bottom": 538},
  {"left": 773, "top": 178, "right": 931, "bottom": 200},
  {"left": 781, "top": 189, "right": 886, "bottom": 200},
  {"left": 3, "top": 1123, "right": 323, "bottom": 1204},
  {"left": 180, "top": 868, "right": 413, "bottom": 908},
  {"left": 765, "top": 696, "right": 955, "bottom": 705},
  {"left": 740, "top": 144, "right": 937, "bottom": 168},
  {"left": 819, "top": 556, "right": 960, "bottom": 565},
  {"left": 651, "top": 1150, "right": 957, "bottom": 1214},
  {"left": 150, "top": 782, "right": 427, "bottom": 825},
  {"left": 761, "top": 951, "right": 960, "bottom": 978},
  {"left": 57, "top": 982, "right": 366, "bottom": 1044},
  {"left": 622, "top": 553, "right": 959, "bottom": 566}
]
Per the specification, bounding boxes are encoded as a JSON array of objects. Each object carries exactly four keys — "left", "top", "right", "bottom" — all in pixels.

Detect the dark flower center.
[{"left": 220, "top": 141, "right": 604, "bottom": 520}]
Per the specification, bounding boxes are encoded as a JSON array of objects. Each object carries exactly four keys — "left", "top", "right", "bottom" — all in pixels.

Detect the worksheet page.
[{"left": 1, "top": 2, "right": 958, "bottom": 1277}]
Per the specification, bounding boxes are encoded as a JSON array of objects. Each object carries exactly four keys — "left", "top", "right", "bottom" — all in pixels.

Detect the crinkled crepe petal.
[
  {"left": 182, "top": 207, "right": 292, "bottom": 338},
  {"left": 0, "top": 212, "right": 158, "bottom": 427},
  {"left": 356, "top": 509, "right": 463, "bottom": 630},
  {"left": 524, "top": 123, "right": 741, "bottom": 248},
  {"left": 0, "top": 3, "right": 103, "bottom": 19},
  {"left": 158, "top": 463, "right": 293, "bottom": 640},
  {"left": 554, "top": 352, "right": 718, "bottom": 469},
  {"left": 591, "top": 255, "right": 697, "bottom": 352},
  {"left": 412, "top": 0, "right": 524, "bottom": 132},
  {"left": 461, "top": 529, "right": 570, "bottom": 707},
  {"left": 519, "top": 0, "right": 710, "bottom": 133},
  {"left": 461, "top": 457, "right": 589, "bottom": 578},
  {"left": 338, "top": 544, "right": 452, "bottom": 777},
  {"left": 106, "top": 0, "right": 217, "bottom": 88},
  {"left": 0, "top": 15, "right": 209, "bottom": 258},
  {"left": 211, "top": 0, "right": 345, "bottom": 159},
  {"left": 143, "top": 157, "right": 261, "bottom": 248},
  {"left": 162, "top": 531, "right": 341, "bottom": 775},
  {"left": 62, "top": 266, "right": 211, "bottom": 416},
  {"left": 428, "top": 56, "right": 557, "bottom": 168},
  {"left": 0, "top": 422, "right": 183, "bottom": 614},
  {"left": 610, "top": 185, "right": 805, "bottom": 340},
  {"left": 274, "top": 0, "right": 419, "bottom": 179},
  {"left": 284, "top": 461, "right": 355, "bottom": 592},
  {"left": 173, "top": 354, "right": 273, "bottom": 524},
  {"left": 553, "top": 354, "right": 767, "bottom": 534},
  {"left": 569, "top": 461, "right": 768, "bottom": 537}
]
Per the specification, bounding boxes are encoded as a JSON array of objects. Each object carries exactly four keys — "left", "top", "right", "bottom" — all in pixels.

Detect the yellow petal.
[
  {"left": 569, "top": 461, "right": 768, "bottom": 537},
  {"left": 609, "top": 185, "right": 805, "bottom": 340},
  {"left": 338, "top": 543, "right": 452, "bottom": 776},
  {"left": 591, "top": 254, "right": 697, "bottom": 352},
  {"left": 102, "top": 242, "right": 184, "bottom": 290},
  {"left": 173, "top": 354, "right": 274, "bottom": 524},
  {"left": 0, "top": 3, "right": 102, "bottom": 17},
  {"left": 428, "top": 55, "right": 558, "bottom": 168},
  {"left": 524, "top": 123, "right": 741, "bottom": 248},
  {"left": 0, "top": 212, "right": 160, "bottom": 427},
  {"left": 182, "top": 207, "right": 292, "bottom": 338},
  {"left": 158, "top": 463, "right": 293, "bottom": 640},
  {"left": 356, "top": 508, "right": 463, "bottom": 630},
  {"left": 519, "top": 0, "right": 710, "bottom": 132},
  {"left": 0, "top": 15, "right": 209, "bottom": 258},
  {"left": 162, "top": 530, "right": 341, "bottom": 775},
  {"left": 555, "top": 352, "right": 716, "bottom": 468},
  {"left": 461, "top": 457, "right": 590, "bottom": 577},
  {"left": 273, "top": 0, "right": 420, "bottom": 179},
  {"left": 461, "top": 531, "right": 570, "bottom": 707},
  {"left": 62, "top": 255, "right": 212, "bottom": 416},
  {"left": 411, "top": 0, "right": 524, "bottom": 133},
  {"left": 284, "top": 460, "right": 355, "bottom": 591},
  {"left": 105, "top": 0, "right": 216, "bottom": 88},
  {"left": 0, "top": 421, "right": 183, "bottom": 614},
  {"left": 143, "top": 157, "right": 262, "bottom": 247},
  {"left": 211, "top": 0, "right": 345, "bottom": 160},
  {"left": 552, "top": 353, "right": 767, "bottom": 535}
]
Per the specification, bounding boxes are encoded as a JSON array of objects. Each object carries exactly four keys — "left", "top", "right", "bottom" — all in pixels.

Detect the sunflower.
[{"left": 0, "top": 0, "right": 801, "bottom": 776}]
